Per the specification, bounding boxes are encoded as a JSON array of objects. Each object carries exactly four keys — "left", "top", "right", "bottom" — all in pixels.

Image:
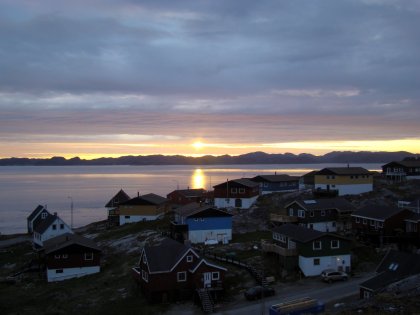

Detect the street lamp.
[{"left": 68, "top": 196, "right": 74, "bottom": 229}]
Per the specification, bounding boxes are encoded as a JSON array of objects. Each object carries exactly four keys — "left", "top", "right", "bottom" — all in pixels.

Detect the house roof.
[
  {"left": 27, "top": 205, "right": 47, "bottom": 221},
  {"left": 272, "top": 224, "right": 324, "bottom": 243},
  {"left": 360, "top": 250, "right": 420, "bottom": 292},
  {"left": 252, "top": 174, "right": 300, "bottom": 182},
  {"left": 287, "top": 197, "right": 355, "bottom": 212},
  {"left": 43, "top": 233, "right": 100, "bottom": 254},
  {"left": 213, "top": 178, "right": 259, "bottom": 189},
  {"left": 121, "top": 193, "right": 167, "bottom": 206},
  {"left": 105, "top": 189, "right": 130, "bottom": 207},
  {"left": 174, "top": 202, "right": 232, "bottom": 218},
  {"left": 316, "top": 167, "right": 371, "bottom": 176},
  {"left": 383, "top": 160, "right": 420, "bottom": 168},
  {"left": 34, "top": 213, "right": 60, "bottom": 234},
  {"left": 352, "top": 204, "right": 406, "bottom": 221},
  {"left": 143, "top": 237, "right": 197, "bottom": 273},
  {"left": 405, "top": 212, "right": 420, "bottom": 223},
  {"left": 169, "top": 188, "right": 206, "bottom": 198}
]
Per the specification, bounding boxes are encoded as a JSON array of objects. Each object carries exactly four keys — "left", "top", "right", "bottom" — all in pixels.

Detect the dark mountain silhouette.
[{"left": 0, "top": 151, "right": 417, "bottom": 166}]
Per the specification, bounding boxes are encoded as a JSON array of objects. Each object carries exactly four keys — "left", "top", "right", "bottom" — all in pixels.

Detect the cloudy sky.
[{"left": 1, "top": 0, "right": 419, "bottom": 158}]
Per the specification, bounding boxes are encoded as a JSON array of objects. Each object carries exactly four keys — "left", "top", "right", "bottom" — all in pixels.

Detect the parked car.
[
  {"left": 321, "top": 269, "right": 348, "bottom": 283},
  {"left": 244, "top": 286, "right": 275, "bottom": 300}
]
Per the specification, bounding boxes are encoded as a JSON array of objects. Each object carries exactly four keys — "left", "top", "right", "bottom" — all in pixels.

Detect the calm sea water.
[{"left": 0, "top": 163, "right": 382, "bottom": 235}]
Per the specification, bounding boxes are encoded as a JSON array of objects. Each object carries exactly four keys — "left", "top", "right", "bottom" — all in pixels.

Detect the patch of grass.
[{"left": 232, "top": 230, "right": 272, "bottom": 243}]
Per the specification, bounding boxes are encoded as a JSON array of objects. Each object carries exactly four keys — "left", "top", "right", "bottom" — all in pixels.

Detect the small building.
[
  {"left": 281, "top": 198, "right": 355, "bottom": 233},
  {"left": 167, "top": 188, "right": 207, "bottom": 206},
  {"left": 351, "top": 205, "right": 411, "bottom": 244},
  {"left": 105, "top": 189, "right": 131, "bottom": 226},
  {"left": 171, "top": 203, "right": 232, "bottom": 244},
  {"left": 41, "top": 233, "right": 101, "bottom": 282},
  {"left": 251, "top": 174, "right": 300, "bottom": 195},
  {"left": 213, "top": 178, "right": 260, "bottom": 209},
  {"left": 404, "top": 213, "right": 420, "bottom": 246},
  {"left": 263, "top": 224, "right": 351, "bottom": 277},
  {"left": 118, "top": 193, "right": 169, "bottom": 225},
  {"left": 132, "top": 237, "right": 227, "bottom": 305},
  {"left": 382, "top": 160, "right": 420, "bottom": 182},
  {"left": 359, "top": 250, "right": 420, "bottom": 299},
  {"left": 33, "top": 213, "right": 73, "bottom": 248},
  {"left": 27, "top": 205, "right": 50, "bottom": 234}
]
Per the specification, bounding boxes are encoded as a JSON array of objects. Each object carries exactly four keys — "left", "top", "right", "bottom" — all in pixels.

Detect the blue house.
[
  {"left": 171, "top": 203, "right": 232, "bottom": 244},
  {"left": 252, "top": 174, "right": 300, "bottom": 195}
]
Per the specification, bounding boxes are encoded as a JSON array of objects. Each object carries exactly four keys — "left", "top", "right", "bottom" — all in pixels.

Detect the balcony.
[
  {"left": 261, "top": 240, "right": 297, "bottom": 256},
  {"left": 270, "top": 213, "right": 298, "bottom": 223}
]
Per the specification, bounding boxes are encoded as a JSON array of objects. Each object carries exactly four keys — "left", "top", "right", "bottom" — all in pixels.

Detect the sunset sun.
[{"left": 192, "top": 141, "right": 205, "bottom": 150}]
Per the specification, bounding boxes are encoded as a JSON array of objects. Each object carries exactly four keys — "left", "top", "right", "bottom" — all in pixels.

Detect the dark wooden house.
[
  {"left": 382, "top": 160, "right": 420, "bottom": 182},
  {"left": 167, "top": 188, "right": 207, "bottom": 206},
  {"left": 27, "top": 205, "right": 50, "bottom": 234},
  {"left": 213, "top": 178, "right": 259, "bottom": 209},
  {"left": 251, "top": 174, "right": 300, "bottom": 195},
  {"left": 132, "top": 237, "right": 226, "bottom": 307},
  {"left": 105, "top": 189, "right": 131, "bottom": 226},
  {"left": 41, "top": 233, "right": 101, "bottom": 282}
]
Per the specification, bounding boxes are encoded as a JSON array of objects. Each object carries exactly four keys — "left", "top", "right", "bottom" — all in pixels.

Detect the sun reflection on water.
[{"left": 191, "top": 168, "right": 206, "bottom": 189}]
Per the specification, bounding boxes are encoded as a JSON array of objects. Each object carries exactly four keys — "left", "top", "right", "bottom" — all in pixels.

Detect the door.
[
  {"left": 203, "top": 272, "right": 212, "bottom": 288},
  {"left": 235, "top": 198, "right": 242, "bottom": 208}
]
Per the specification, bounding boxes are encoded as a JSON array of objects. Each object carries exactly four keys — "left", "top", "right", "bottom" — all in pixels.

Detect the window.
[
  {"left": 194, "top": 218, "right": 199, "bottom": 221},
  {"left": 142, "top": 269, "right": 149, "bottom": 282},
  {"left": 62, "top": 254, "right": 68, "bottom": 259},
  {"left": 310, "top": 211, "right": 314, "bottom": 217},
  {"left": 231, "top": 188, "right": 237, "bottom": 193},
  {"left": 313, "top": 258, "right": 320, "bottom": 265},
  {"left": 289, "top": 208, "right": 294, "bottom": 216},
  {"left": 355, "top": 217, "right": 360, "bottom": 223},
  {"left": 313, "top": 241, "right": 322, "bottom": 250},
  {"left": 212, "top": 272, "right": 220, "bottom": 280},
  {"left": 143, "top": 254, "right": 147, "bottom": 264},
  {"left": 321, "top": 210, "right": 326, "bottom": 216},
  {"left": 363, "top": 219, "right": 367, "bottom": 225},
  {"left": 60, "top": 224, "right": 64, "bottom": 229},
  {"left": 177, "top": 271, "right": 187, "bottom": 282},
  {"left": 186, "top": 255, "right": 193, "bottom": 262},
  {"left": 52, "top": 224, "right": 57, "bottom": 230},
  {"left": 298, "top": 210, "right": 305, "bottom": 218},
  {"left": 331, "top": 240, "right": 340, "bottom": 249},
  {"left": 54, "top": 254, "right": 60, "bottom": 259},
  {"left": 239, "top": 188, "right": 245, "bottom": 194},
  {"left": 377, "top": 221, "right": 384, "bottom": 228},
  {"left": 200, "top": 218, "right": 205, "bottom": 222},
  {"left": 125, "top": 216, "right": 130, "bottom": 219},
  {"left": 370, "top": 220, "right": 375, "bottom": 227},
  {"left": 84, "top": 252, "right": 93, "bottom": 260},
  {"left": 41, "top": 212, "right": 47, "bottom": 219},
  {"left": 56, "top": 269, "right": 63, "bottom": 274}
]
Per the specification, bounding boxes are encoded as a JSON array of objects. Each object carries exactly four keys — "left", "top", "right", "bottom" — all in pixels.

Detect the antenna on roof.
[{"left": 68, "top": 196, "right": 73, "bottom": 229}]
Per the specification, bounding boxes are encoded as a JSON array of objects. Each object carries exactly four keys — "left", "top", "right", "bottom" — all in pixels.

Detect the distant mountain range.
[{"left": 0, "top": 151, "right": 417, "bottom": 166}]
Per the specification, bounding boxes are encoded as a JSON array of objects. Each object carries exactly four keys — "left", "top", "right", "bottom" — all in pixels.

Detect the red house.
[
  {"left": 213, "top": 178, "right": 260, "bottom": 209},
  {"left": 41, "top": 233, "right": 101, "bottom": 282},
  {"left": 132, "top": 237, "right": 226, "bottom": 309},
  {"left": 167, "top": 188, "right": 207, "bottom": 206}
]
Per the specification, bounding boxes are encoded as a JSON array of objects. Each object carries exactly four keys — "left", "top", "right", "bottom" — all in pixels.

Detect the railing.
[
  {"left": 270, "top": 214, "right": 298, "bottom": 223},
  {"left": 261, "top": 241, "right": 297, "bottom": 256}
]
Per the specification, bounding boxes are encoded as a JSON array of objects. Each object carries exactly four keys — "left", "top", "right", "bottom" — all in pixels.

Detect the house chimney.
[{"left": 137, "top": 191, "right": 140, "bottom": 197}]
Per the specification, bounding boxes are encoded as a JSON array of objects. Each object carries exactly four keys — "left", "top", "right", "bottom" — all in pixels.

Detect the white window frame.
[
  {"left": 41, "top": 212, "right": 47, "bottom": 219},
  {"left": 142, "top": 254, "right": 147, "bottom": 264},
  {"left": 363, "top": 219, "right": 367, "bottom": 225},
  {"left": 177, "top": 271, "right": 187, "bottom": 282},
  {"left": 186, "top": 255, "right": 193, "bottom": 262},
  {"left": 331, "top": 240, "right": 340, "bottom": 249},
  {"left": 370, "top": 220, "right": 375, "bottom": 227},
  {"left": 212, "top": 272, "right": 220, "bottom": 280},
  {"left": 377, "top": 221, "right": 384, "bottom": 228},
  {"left": 84, "top": 252, "right": 93, "bottom": 261},
  {"left": 239, "top": 188, "right": 245, "bottom": 194},
  {"left": 142, "top": 269, "right": 149, "bottom": 282},
  {"left": 62, "top": 254, "right": 68, "bottom": 259},
  {"left": 313, "top": 241, "right": 322, "bottom": 250},
  {"left": 355, "top": 217, "right": 360, "bottom": 223},
  {"left": 54, "top": 254, "right": 60, "bottom": 259},
  {"left": 231, "top": 188, "right": 237, "bottom": 193},
  {"left": 298, "top": 210, "right": 305, "bottom": 218}
]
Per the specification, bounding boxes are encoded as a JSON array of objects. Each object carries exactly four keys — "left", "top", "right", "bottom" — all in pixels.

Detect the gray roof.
[
  {"left": 174, "top": 202, "right": 232, "bottom": 218},
  {"left": 170, "top": 188, "right": 206, "bottom": 198},
  {"left": 383, "top": 160, "right": 420, "bottom": 168},
  {"left": 121, "top": 193, "right": 167, "bottom": 206},
  {"left": 352, "top": 205, "right": 406, "bottom": 220},
  {"left": 27, "top": 205, "right": 48, "bottom": 221},
  {"left": 43, "top": 233, "right": 100, "bottom": 254},
  {"left": 214, "top": 178, "right": 260, "bottom": 188},
  {"left": 105, "top": 189, "right": 130, "bottom": 207},
  {"left": 317, "top": 167, "right": 371, "bottom": 175},
  {"left": 405, "top": 212, "right": 420, "bottom": 223},
  {"left": 272, "top": 224, "right": 324, "bottom": 243},
  {"left": 252, "top": 174, "right": 300, "bottom": 182},
  {"left": 360, "top": 250, "right": 420, "bottom": 292},
  {"left": 34, "top": 213, "right": 59, "bottom": 234},
  {"left": 144, "top": 237, "right": 194, "bottom": 273},
  {"left": 288, "top": 197, "right": 355, "bottom": 212}
]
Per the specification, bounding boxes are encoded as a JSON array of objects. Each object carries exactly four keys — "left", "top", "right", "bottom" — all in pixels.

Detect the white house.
[{"left": 33, "top": 213, "right": 73, "bottom": 248}]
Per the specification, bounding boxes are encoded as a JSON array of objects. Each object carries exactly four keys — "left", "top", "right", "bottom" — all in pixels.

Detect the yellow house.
[
  {"left": 314, "top": 167, "right": 373, "bottom": 196},
  {"left": 119, "top": 193, "right": 169, "bottom": 225}
]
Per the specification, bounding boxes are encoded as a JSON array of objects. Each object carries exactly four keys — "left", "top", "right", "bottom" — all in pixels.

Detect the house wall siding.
[
  {"left": 188, "top": 229, "right": 232, "bottom": 244},
  {"left": 119, "top": 214, "right": 162, "bottom": 225},
  {"left": 47, "top": 266, "right": 100, "bottom": 282},
  {"left": 214, "top": 196, "right": 258, "bottom": 209},
  {"left": 34, "top": 219, "right": 73, "bottom": 247},
  {"left": 315, "top": 183, "right": 372, "bottom": 195},
  {"left": 299, "top": 254, "right": 351, "bottom": 276}
]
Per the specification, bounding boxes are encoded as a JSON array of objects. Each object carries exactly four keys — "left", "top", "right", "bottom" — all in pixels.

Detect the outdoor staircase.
[
  {"left": 197, "top": 288, "right": 214, "bottom": 313},
  {"left": 248, "top": 265, "right": 268, "bottom": 286}
]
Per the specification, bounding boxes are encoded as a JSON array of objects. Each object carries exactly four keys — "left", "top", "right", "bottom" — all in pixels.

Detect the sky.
[{"left": 1, "top": 0, "right": 420, "bottom": 159}]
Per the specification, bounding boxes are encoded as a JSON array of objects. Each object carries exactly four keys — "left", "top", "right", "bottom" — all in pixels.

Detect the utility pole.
[{"left": 68, "top": 196, "right": 74, "bottom": 229}]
